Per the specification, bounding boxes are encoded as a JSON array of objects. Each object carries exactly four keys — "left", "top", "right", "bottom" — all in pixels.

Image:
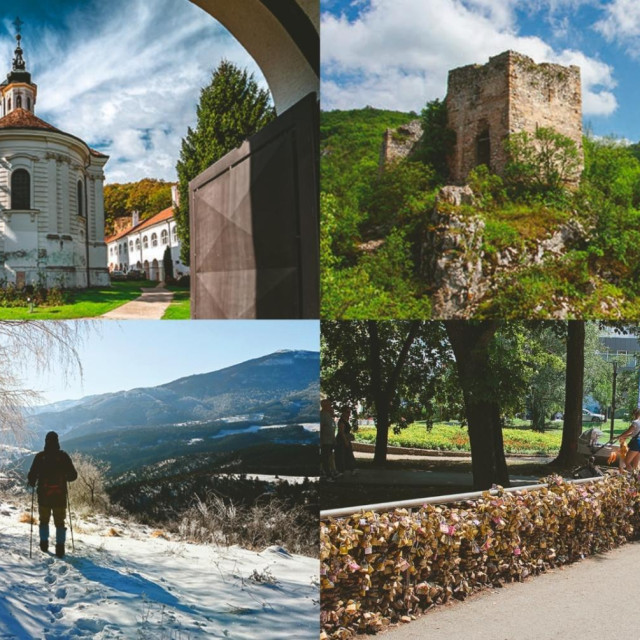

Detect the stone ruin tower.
[{"left": 445, "top": 51, "right": 583, "bottom": 185}]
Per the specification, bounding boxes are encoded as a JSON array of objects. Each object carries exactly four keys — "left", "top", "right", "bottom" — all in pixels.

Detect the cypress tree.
[{"left": 175, "top": 60, "right": 275, "bottom": 264}]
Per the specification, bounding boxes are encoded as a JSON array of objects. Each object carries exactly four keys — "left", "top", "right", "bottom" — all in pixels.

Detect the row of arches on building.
[
  {"left": 111, "top": 259, "right": 162, "bottom": 281},
  {"left": 9, "top": 168, "right": 87, "bottom": 215}
]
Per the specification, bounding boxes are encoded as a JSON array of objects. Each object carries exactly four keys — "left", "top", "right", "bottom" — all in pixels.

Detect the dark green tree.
[
  {"left": 321, "top": 320, "right": 450, "bottom": 464},
  {"left": 175, "top": 60, "right": 275, "bottom": 264},
  {"left": 162, "top": 245, "right": 174, "bottom": 281},
  {"left": 414, "top": 99, "right": 455, "bottom": 182}
]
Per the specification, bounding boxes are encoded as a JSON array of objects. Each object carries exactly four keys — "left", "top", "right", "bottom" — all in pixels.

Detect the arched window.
[
  {"left": 151, "top": 233, "right": 158, "bottom": 247},
  {"left": 161, "top": 229, "right": 168, "bottom": 245},
  {"left": 16, "top": 95, "right": 22, "bottom": 109},
  {"left": 129, "top": 240, "right": 134, "bottom": 251},
  {"left": 77, "top": 180, "right": 84, "bottom": 217},
  {"left": 172, "top": 226, "right": 177, "bottom": 242},
  {"left": 27, "top": 97, "right": 31, "bottom": 111},
  {"left": 7, "top": 98, "right": 11, "bottom": 111},
  {"left": 135, "top": 237, "right": 140, "bottom": 249},
  {"left": 143, "top": 235, "right": 149, "bottom": 249},
  {"left": 11, "top": 169, "right": 30, "bottom": 209}
]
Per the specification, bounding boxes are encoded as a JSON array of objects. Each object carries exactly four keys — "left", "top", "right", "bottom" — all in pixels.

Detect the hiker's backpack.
[{"left": 39, "top": 452, "right": 67, "bottom": 505}]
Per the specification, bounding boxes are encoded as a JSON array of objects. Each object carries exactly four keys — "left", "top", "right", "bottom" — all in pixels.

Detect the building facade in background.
[{"left": 106, "top": 187, "right": 189, "bottom": 282}]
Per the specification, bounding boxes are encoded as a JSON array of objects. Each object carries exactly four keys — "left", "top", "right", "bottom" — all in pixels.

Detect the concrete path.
[
  {"left": 101, "top": 284, "right": 174, "bottom": 320},
  {"left": 383, "top": 540, "right": 640, "bottom": 639}
]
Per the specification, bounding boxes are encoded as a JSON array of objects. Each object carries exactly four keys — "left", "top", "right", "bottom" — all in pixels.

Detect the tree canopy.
[
  {"left": 174, "top": 60, "right": 275, "bottom": 264},
  {"left": 104, "top": 179, "right": 172, "bottom": 236}
]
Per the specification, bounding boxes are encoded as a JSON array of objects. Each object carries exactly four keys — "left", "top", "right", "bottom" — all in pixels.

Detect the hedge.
[{"left": 320, "top": 474, "right": 640, "bottom": 638}]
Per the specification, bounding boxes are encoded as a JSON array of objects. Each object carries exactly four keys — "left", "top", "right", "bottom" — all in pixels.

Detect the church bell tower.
[{"left": 1, "top": 18, "right": 37, "bottom": 117}]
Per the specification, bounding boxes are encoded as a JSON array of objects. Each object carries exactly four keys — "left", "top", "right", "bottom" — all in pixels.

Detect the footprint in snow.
[
  {"left": 45, "top": 574, "right": 57, "bottom": 585},
  {"left": 57, "top": 565, "right": 68, "bottom": 576},
  {"left": 55, "top": 587, "right": 67, "bottom": 600},
  {"left": 47, "top": 602, "right": 63, "bottom": 620}
]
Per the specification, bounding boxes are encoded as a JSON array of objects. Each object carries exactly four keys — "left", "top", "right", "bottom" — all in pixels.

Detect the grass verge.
[{"left": 0, "top": 280, "right": 156, "bottom": 319}]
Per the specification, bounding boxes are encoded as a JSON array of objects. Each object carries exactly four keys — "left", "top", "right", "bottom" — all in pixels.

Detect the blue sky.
[
  {"left": 0, "top": 0, "right": 267, "bottom": 183},
  {"left": 322, "top": 0, "right": 640, "bottom": 142},
  {"left": 20, "top": 320, "right": 319, "bottom": 404}
]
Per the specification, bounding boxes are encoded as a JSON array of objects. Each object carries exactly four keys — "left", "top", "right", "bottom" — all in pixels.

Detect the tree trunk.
[
  {"left": 556, "top": 320, "right": 585, "bottom": 467},
  {"left": 445, "top": 320, "right": 509, "bottom": 490},
  {"left": 367, "top": 320, "right": 420, "bottom": 466}
]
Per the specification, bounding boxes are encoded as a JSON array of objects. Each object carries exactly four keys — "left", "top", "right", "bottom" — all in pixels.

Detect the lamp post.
[{"left": 610, "top": 360, "right": 617, "bottom": 442}]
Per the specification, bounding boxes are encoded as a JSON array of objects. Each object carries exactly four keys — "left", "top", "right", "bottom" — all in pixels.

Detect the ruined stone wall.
[
  {"left": 446, "top": 51, "right": 583, "bottom": 184},
  {"left": 446, "top": 52, "right": 511, "bottom": 184},
  {"left": 508, "top": 54, "right": 583, "bottom": 182},
  {"left": 379, "top": 119, "right": 423, "bottom": 165}
]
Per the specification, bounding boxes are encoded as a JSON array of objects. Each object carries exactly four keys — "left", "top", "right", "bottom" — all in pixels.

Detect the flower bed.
[{"left": 320, "top": 474, "right": 640, "bottom": 638}]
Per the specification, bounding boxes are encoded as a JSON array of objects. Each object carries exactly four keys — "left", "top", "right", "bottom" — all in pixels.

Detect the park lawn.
[
  {"left": 162, "top": 290, "right": 190, "bottom": 319},
  {"left": 0, "top": 280, "right": 156, "bottom": 319},
  {"left": 355, "top": 420, "right": 631, "bottom": 455}
]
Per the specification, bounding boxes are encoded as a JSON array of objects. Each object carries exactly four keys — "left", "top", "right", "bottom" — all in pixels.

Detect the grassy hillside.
[
  {"left": 322, "top": 105, "right": 640, "bottom": 319},
  {"left": 321, "top": 107, "right": 416, "bottom": 205}
]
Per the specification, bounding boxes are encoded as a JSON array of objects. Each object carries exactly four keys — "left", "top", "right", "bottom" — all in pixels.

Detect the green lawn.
[
  {"left": 355, "top": 420, "right": 630, "bottom": 455},
  {"left": 162, "top": 290, "right": 191, "bottom": 319},
  {"left": 0, "top": 280, "right": 156, "bottom": 319}
]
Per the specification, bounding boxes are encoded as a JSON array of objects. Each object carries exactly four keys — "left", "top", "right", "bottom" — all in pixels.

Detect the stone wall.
[
  {"left": 379, "top": 118, "right": 422, "bottom": 165},
  {"left": 446, "top": 50, "right": 583, "bottom": 184}
]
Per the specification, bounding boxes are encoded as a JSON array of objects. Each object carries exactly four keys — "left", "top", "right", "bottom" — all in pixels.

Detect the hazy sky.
[
  {"left": 18, "top": 320, "right": 319, "bottom": 405},
  {"left": 0, "top": 0, "right": 267, "bottom": 183},
  {"left": 322, "top": 0, "right": 640, "bottom": 142}
]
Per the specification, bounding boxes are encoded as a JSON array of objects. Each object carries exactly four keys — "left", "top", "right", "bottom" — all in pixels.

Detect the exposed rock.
[
  {"left": 426, "top": 186, "right": 486, "bottom": 318},
  {"left": 425, "top": 186, "right": 591, "bottom": 318}
]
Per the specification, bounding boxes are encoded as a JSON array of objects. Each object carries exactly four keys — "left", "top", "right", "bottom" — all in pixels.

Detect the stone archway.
[{"left": 189, "top": 0, "right": 318, "bottom": 114}]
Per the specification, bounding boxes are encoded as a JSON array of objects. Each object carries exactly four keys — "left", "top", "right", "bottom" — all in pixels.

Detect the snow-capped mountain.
[{"left": 26, "top": 350, "right": 319, "bottom": 440}]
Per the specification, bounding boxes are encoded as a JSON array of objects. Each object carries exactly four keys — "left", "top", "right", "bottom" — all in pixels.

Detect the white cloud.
[
  {"left": 321, "top": 0, "right": 617, "bottom": 117},
  {"left": 5, "top": 0, "right": 268, "bottom": 184},
  {"left": 595, "top": 0, "right": 640, "bottom": 55}
]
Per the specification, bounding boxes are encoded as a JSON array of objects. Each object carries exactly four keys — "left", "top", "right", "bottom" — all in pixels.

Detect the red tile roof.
[
  {"left": 105, "top": 207, "right": 174, "bottom": 244},
  {"left": 0, "top": 108, "right": 109, "bottom": 159},
  {"left": 0, "top": 108, "right": 61, "bottom": 132}
]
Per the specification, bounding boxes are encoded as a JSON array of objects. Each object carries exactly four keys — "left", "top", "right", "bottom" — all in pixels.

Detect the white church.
[{"left": 0, "top": 26, "right": 109, "bottom": 288}]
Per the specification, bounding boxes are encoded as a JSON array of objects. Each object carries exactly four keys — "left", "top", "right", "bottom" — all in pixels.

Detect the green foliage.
[
  {"left": 414, "top": 99, "right": 455, "bottom": 181},
  {"left": 162, "top": 246, "right": 173, "bottom": 281},
  {"left": 364, "top": 160, "right": 436, "bottom": 232},
  {"left": 504, "top": 127, "right": 580, "bottom": 202},
  {"left": 355, "top": 422, "right": 562, "bottom": 454},
  {"left": 104, "top": 179, "right": 172, "bottom": 235},
  {"left": 175, "top": 60, "right": 275, "bottom": 264},
  {"left": 321, "top": 107, "right": 416, "bottom": 205},
  {"left": 467, "top": 165, "right": 506, "bottom": 209},
  {"left": 583, "top": 136, "right": 640, "bottom": 208}
]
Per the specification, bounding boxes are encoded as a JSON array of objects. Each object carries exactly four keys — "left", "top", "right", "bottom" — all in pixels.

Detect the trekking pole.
[
  {"left": 29, "top": 485, "right": 34, "bottom": 558},
  {"left": 66, "top": 483, "right": 75, "bottom": 552}
]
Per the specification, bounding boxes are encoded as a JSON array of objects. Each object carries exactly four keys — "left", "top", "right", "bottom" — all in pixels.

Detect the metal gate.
[{"left": 189, "top": 91, "right": 318, "bottom": 318}]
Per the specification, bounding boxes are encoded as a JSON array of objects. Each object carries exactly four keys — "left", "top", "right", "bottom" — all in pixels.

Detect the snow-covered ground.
[{"left": 0, "top": 502, "right": 319, "bottom": 639}]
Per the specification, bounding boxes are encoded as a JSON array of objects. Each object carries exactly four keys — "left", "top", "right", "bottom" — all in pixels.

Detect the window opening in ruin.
[
  {"left": 476, "top": 128, "right": 491, "bottom": 169},
  {"left": 11, "top": 168, "right": 30, "bottom": 209}
]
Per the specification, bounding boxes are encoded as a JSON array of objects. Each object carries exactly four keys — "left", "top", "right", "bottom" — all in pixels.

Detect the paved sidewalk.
[
  {"left": 383, "top": 540, "right": 640, "bottom": 639},
  {"left": 101, "top": 285, "right": 174, "bottom": 320}
]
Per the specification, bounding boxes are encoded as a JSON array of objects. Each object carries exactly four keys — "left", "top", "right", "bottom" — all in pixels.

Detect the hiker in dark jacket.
[{"left": 27, "top": 432, "right": 77, "bottom": 558}]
